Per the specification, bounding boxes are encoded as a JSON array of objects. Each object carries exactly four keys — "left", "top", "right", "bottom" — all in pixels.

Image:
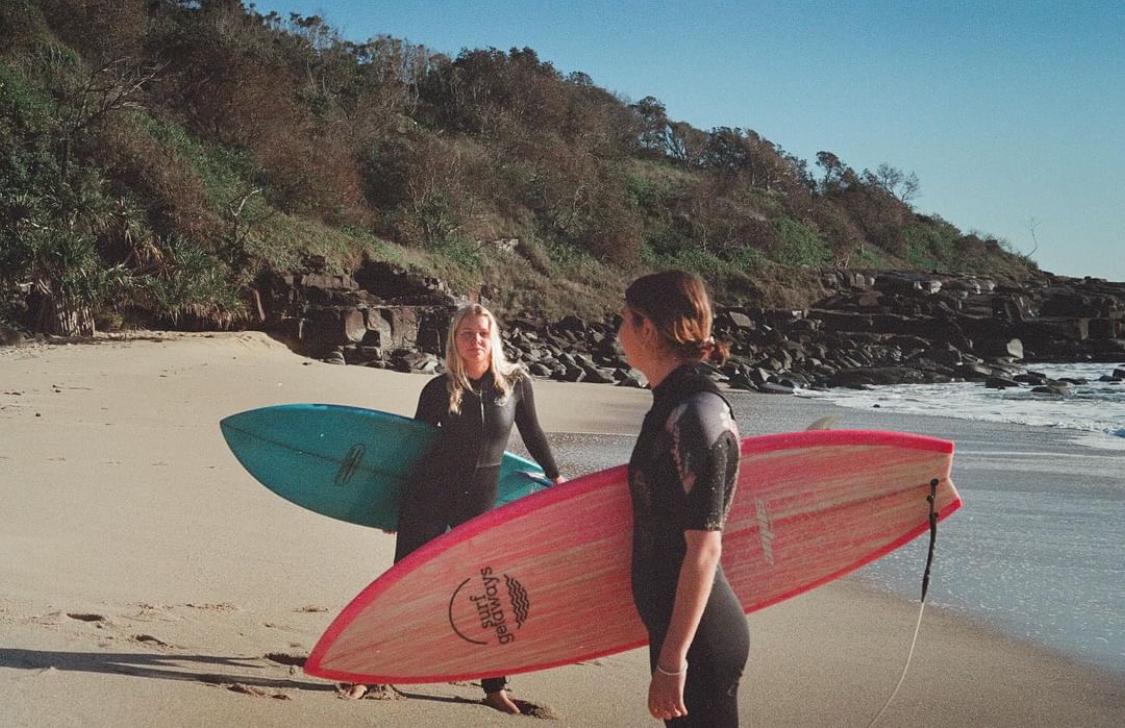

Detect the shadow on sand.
[
  {"left": 0, "top": 648, "right": 518, "bottom": 709},
  {"left": 0, "top": 648, "right": 332, "bottom": 693}
]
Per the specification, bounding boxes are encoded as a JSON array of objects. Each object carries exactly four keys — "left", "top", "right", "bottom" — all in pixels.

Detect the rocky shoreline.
[
  {"left": 249, "top": 262, "right": 1125, "bottom": 395},
  {"left": 5, "top": 262, "right": 1124, "bottom": 395}
]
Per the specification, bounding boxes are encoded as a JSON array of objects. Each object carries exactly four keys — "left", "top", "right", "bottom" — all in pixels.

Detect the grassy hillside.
[{"left": 0, "top": 1, "right": 1036, "bottom": 334}]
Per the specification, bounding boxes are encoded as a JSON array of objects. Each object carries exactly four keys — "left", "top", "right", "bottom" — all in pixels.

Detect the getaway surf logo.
[{"left": 448, "top": 566, "right": 529, "bottom": 646}]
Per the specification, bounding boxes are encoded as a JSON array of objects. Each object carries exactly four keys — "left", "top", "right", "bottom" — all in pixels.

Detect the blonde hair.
[{"left": 445, "top": 303, "right": 523, "bottom": 414}]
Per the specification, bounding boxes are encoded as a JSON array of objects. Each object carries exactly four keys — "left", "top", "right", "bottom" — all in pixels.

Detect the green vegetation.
[
  {"left": 773, "top": 217, "right": 832, "bottom": 268},
  {"left": 0, "top": 1, "right": 1035, "bottom": 334}
]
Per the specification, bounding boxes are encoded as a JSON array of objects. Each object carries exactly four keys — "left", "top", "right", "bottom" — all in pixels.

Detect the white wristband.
[{"left": 655, "top": 662, "right": 686, "bottom": 677}]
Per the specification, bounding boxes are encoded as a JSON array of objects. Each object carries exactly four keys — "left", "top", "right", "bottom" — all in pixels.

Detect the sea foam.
[{"left": 796, "top": 362, "right": 1125, "bottom": 446}]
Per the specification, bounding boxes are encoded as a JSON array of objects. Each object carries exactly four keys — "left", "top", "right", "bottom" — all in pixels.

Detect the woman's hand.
[
  {"left": 645, "top": 530, "right": 720, "bottom": 721},
  {"left": 550, "top": 475, "right": 566, "bottom": 487},
  {"left": 648, "top": 664, "right": 687, "bottom": 721}
]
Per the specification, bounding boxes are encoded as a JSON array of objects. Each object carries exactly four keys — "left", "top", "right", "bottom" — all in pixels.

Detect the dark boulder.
[
  {"left": 616, "top": 369, "right": 647, "bottom": 388},
  {"left": 1089, "top": 319, "right": 1121, "bottom": 339},
  {"left": 554, "top": 364, "right": 585, "bottom": 382},
  {"left": 977, "top": 338, "right": 1024, "bottom": 360},
  {"left": 716, "top": 310, "right": 755, "bottom": 331},
  {"left": 0, "top": 325, "right": 25, "bottom": 347},
  {"left": 344, "top": 346, "right": 383, "bottom": 365},
  {"left": 300, "top": 307, "right": 367, "bottom": 356},
  {"left": 580, "top": 366, "right": 616, "bottom": 384},
  {"left": 555, "top": 315, "right": 587, "bottom": 332},
  {"left": 528, "top": 362, "right": 553, "bottom": 377},
  {"left": 390, "top": 351, "right": 440, "bottom": 374},
  {"left": 827, "top": 367, "right": 934, "bottom": 387},
  {"left": 954, "top": 362, "right": 997, "bottom": 381},
  {"left": 354, "top": 260, "right": 456, "bottom": 305}
]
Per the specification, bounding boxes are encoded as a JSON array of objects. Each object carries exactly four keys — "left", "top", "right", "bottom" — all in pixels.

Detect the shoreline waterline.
[
  {"left": 714, "top": 387, "right": 1125, "bottom": 676},
  {"left": 795, "top": 361, "right": 1125, "bottom": 444}
]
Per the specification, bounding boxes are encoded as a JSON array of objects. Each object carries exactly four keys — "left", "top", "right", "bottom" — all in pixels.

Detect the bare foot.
[
  {"left": 337, "top": 684, "right": 398, "bottom": 701},
  {"left": 483, "top": 689, "right": 521, "bottom": 714},
  {"left": 337, "top": 683, "right": 369, "bottom": 700}
]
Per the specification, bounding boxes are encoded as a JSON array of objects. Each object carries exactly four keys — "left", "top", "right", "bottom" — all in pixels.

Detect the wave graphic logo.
[
  {"left": 448, "top": 566, "right": 529, "bottom": 646},
  {"left": 505, "top": 575, "right": 530, "bottom": 628}
]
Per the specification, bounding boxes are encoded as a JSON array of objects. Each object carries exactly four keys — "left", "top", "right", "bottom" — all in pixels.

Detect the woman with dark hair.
[
  {"left": 617, "top": 270, "right": 749, "bottom": 727},
  {"left": 344, "top": 303, "right": 563, "bottom": 714}
]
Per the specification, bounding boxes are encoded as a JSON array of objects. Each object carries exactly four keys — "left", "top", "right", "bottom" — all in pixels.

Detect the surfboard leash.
[
  {"left": 864, "top": 477, "right": 940, "bottom": 728},
  {"left": 920, "top": 478, "right": 939, "bottom": 602}
]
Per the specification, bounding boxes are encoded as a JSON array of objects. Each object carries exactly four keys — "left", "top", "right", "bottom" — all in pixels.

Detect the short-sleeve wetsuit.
[
  {"left": 396, "top": 368, "right": 559, "bottom": 695},
  {"left": 628, "top": 363, "right": 750, "bottom": 727}
]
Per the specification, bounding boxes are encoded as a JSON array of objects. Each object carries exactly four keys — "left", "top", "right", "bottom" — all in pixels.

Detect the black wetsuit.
[
  {"left": 628, "top": 364, "right": 749, "bottom": 728},
  {"left": 396, "top": 369, "right": 559, "bottom": 694}
]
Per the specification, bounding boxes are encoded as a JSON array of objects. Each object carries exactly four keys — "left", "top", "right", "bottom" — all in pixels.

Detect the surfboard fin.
[
  {"left": 805, "top": 415, "right": 839, "bottom": 430},
  {"left": 520, "top": 471, "right": 553, "bottom": 487}
]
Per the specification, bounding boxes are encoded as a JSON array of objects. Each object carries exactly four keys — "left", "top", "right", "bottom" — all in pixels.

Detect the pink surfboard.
[{"left": 305, "top": 430, "right": 960, "bottom": 684}]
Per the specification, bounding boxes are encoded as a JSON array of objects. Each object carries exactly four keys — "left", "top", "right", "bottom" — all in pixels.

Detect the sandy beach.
[{"left": 1, "top": 332, "right": 1122, "bottom": 727}]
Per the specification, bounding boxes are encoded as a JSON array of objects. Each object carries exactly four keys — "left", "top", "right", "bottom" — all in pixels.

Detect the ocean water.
[
  {"left": 792, "top": 362, "right": 1125, "bottom": 674},
  {"left": 536, "top": 367, "right": 1125, "bottom": 677},
  {"left": 852, "top": 438, "right": 1125, "bottom": 676},
  {"left": 795, "top": 362, "right": 1125, "bottom": 445}
]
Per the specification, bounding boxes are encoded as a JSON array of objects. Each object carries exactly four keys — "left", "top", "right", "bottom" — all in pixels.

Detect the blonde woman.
[{"left": 397, "top": 303, "right": 562, "bottom": 713}]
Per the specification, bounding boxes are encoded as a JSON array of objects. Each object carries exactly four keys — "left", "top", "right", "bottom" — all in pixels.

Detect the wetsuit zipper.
[
  {"left": 464, "top": 380, "right": 485, "bottom": 495},
  {"left": 477, "top": 388, "right": 485, "bottom": 470}
]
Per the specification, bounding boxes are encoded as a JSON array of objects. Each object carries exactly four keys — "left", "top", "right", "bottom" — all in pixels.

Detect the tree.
[
  {"left": 866, "top": 162, "right": 920, "bottom": 205},
  {"left": 630, "top": 95, "right": 669, "bottom": 157},
  {"left": 815, "top": 151, "right": 857, "bottom": 194},
  {"left": 701, "top": 127, "right": 792, "bottom": 190},
  {"left": 666, "top": 121, "right": 708, "bottom": 165}
]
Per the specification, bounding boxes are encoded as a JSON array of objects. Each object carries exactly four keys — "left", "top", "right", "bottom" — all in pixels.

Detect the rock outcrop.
[{"left": 247, "top": 264, "right": 1125, "bottom": 394}]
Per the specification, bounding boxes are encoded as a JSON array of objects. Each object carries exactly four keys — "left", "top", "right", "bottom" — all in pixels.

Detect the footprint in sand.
[
  {"left": 66, "top": 613, "right": 106, "bottom": 623},
  {"left": 132, "top": 634, "right": 173, "bottom": 648},
  {"left": 264, "top": 652, "right": 306, "bottom": 668},
  {"left": 184, "top": 602, "right": 238, "bottom": 612},
  {"left": 510, "top": 699, "right": 558, "bottom": 720},
  {"left": 220, "top": 682, "right": 292, "bottom": 700},
  {"left": 131, "top": 602, "right": 177, "bottom": 618}
]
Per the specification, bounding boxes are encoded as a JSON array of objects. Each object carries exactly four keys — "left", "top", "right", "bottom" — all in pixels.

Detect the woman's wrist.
[{"left": 654, "top": 660, "right": 687, "bottom": 676}]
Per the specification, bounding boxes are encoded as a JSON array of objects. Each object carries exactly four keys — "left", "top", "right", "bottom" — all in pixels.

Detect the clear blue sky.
[{"left": 252, "top": 0, "right": 1125, "bottom": 281}]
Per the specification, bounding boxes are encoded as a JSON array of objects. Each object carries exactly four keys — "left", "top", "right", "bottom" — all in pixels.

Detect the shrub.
[
  {"left": 901, "top": 222, "right": 959, "bottom": 270},
  {"left": 141, "top": 238, "right": 245, "bottom": 327},
  {"left": 773, "top": 217, "right": 831, "bottom": 267}
]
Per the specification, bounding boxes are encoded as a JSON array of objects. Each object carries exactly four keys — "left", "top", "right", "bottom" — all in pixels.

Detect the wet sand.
[{"left": 1, "top": 332, "right": 1121, "bottom": 727}]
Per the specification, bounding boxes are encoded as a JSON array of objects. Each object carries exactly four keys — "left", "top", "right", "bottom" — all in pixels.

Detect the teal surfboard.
[{"left": 220, "top": 404, "right": 551, "bottom": 531}]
